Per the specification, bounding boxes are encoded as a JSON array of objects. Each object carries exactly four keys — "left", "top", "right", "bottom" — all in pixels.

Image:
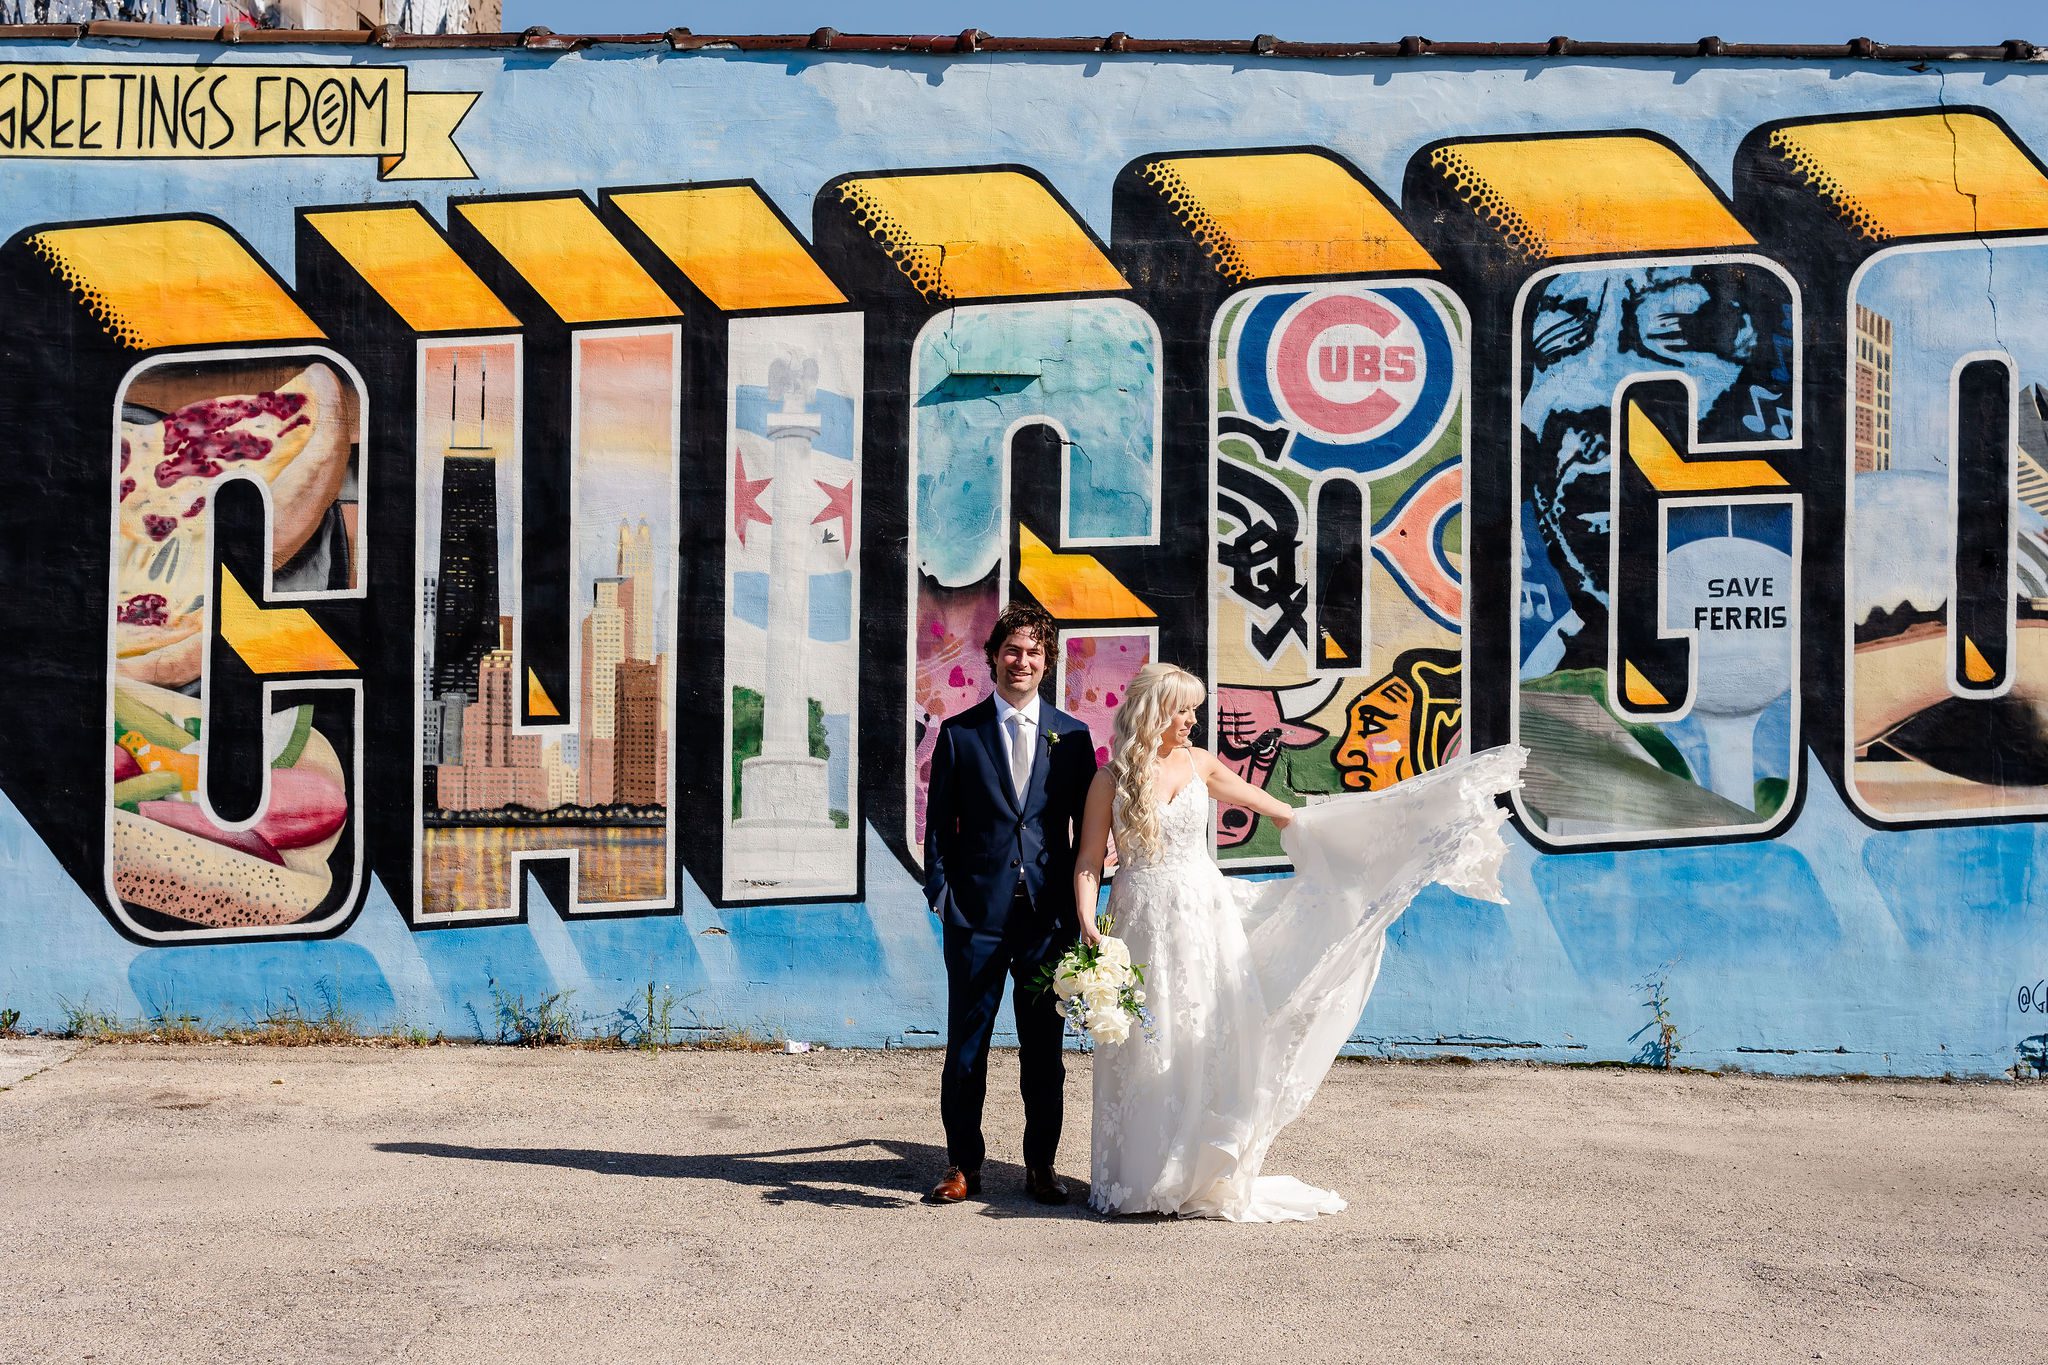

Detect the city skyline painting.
[{"left": 415, "top": 332, "right": 677, "bottom": 920}]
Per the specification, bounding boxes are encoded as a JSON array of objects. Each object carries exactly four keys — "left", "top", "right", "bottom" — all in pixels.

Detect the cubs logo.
[{"left": 1227, "top": 283, "right": 1460, "bottom": 476}]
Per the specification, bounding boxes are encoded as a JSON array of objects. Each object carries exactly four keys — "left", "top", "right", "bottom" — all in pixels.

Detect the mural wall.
[{"left": 2, "top": 39, "right": 2047, "bottom": 1076}]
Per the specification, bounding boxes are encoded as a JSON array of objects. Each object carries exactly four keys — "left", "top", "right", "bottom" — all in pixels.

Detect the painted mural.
[
  {"left": 1843, "top": 238, "right": 2048, "bottom": 823},
  {"left": 1210, "top": 276, "right": 1468, "bottom": 863},
  {"left": 723, "top": 311, "right": 862, "bottom": 901},
  {"left": 1509, "top": 257, "right": 1802, "bottom": 846},
  {"left": 110, "top": 344, "right": 366, "bottom": 938},
  {"left": 2, "top": 41, "right": 2047, "bottom": 1076}
]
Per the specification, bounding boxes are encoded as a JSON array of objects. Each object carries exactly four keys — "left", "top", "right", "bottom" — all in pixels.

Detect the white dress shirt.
[{"left": 992, "top": 692, "right": 1041, "bottom": 803}]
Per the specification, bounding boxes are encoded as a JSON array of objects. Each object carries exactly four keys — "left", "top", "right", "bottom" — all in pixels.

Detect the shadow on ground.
[{"left": 375, "top": 1138, "right": 1100, "bottom": 1219}]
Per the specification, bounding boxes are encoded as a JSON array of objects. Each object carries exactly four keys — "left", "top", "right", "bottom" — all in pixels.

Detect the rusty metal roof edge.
[{"left": 0, "top": 26, "right": 2038, "bottom": 60}]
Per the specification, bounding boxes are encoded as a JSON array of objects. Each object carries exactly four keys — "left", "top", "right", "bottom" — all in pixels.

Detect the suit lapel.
[
  {"left": 1021, "top": 711, "right": 1053, "bottom": 814},
  {"left": 978, "top": 702, "right": 1023, "bottom": 814}
]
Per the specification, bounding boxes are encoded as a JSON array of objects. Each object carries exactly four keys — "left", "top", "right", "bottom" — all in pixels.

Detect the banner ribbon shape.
[{"left": 0, "top": 63, "right": 478, "bottom": 180}]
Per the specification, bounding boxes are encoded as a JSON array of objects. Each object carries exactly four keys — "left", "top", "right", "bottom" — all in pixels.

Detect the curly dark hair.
[{"left": 983, "top": 600, "right": 1057, "bottom": 668}]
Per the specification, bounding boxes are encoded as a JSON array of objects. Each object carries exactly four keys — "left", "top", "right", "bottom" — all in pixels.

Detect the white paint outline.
[
  {"left": 1508, "top": 252, "right": 1805, "bottom": 850},
  {"left": 1843, "top": 235, "right": 2048, "bottom": 826},
  {"left": 104, "top": 344, "right": 370, "bottom": 943},
  {"left": 1210, "top": 277, "right": 1473, "bottom": 873}
]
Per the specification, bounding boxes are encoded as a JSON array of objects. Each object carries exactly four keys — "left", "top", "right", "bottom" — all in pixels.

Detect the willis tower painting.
[{"left": 431, "top": 354, "right": 503, "bottom": 706}]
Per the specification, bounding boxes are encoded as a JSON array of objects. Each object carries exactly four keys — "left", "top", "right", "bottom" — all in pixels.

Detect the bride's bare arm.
[
  {"left": 1194, "top": 746, "right": 1294, "bottom": 828},
  {"left": 1073, "top": 770, "right": 1114, "bottom": 946}
]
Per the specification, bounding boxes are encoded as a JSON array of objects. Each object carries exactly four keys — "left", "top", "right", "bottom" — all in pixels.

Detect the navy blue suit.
[{"left": 924, "top": 694, "right": 1099, "bottom": 1173}]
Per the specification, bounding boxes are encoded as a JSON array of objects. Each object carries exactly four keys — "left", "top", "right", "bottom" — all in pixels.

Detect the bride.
[{"left": 1072, "top": 662, "right": 1523, "bottom": 1221}]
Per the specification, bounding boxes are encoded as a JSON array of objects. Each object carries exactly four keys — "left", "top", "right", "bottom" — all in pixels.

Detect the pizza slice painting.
[{"left": 114, "top": 362, "right": 351, "bottom": 688}]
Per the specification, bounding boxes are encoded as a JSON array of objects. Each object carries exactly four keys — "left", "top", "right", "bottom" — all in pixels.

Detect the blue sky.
[{"left": 503, "top": 0, "right": 2045, "bottom": 41}]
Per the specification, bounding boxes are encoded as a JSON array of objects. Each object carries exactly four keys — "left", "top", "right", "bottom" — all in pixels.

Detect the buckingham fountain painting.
[{"left": 723, "top": 318, "right": 864, "bottom": 900}]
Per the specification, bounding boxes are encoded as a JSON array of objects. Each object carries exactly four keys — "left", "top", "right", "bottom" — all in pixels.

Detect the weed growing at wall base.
[
  {"left": 48, "top": 986, "right": 445, "bottom": 1046},
  {"left": 597, "top": 979, "right": 686, "bottom": 1050},
  {"left": 235, "top": 985, "right": 360, "bottom": 1045},
  {"left": 37, "top": 976, "right": 778, "bottom": 1050},
  {"left": 143, "top": 997, "right": 210, "bottom": 1045},
  {"left": 58, "top": 996, "right": 121, "bottom": 1039},
  {"left": 663, "top": 1024, "right": 786, "bottom": 1052},
  {"left": 591, "top": 981, "right": 784, "bottom": 1050},
  {"left": 482, "top": 974, "right": 579, "bottom": 1046},
  {"left": 1630, "top": 962, "right": 1686, "bottom": 1071}
]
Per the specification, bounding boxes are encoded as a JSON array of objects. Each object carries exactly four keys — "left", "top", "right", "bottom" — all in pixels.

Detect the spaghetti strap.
[{"left": 1184, "top": 747, "right": 1199, "bottom": 783}]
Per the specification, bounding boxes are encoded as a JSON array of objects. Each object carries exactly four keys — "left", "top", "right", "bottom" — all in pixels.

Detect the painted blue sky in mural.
[
  {"left": 912, "top": 301, "right": 1158, "bottom": 586},
  {"left": 1859, "top": 243, "right": 2048, "bottom": 475}
]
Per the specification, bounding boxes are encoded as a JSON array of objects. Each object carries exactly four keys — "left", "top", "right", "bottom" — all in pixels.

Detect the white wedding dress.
[{"left": 1089, "top": 744, "right": 1525, "bottom": 1221}]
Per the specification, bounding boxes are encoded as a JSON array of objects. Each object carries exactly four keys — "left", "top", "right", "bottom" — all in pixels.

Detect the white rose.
[
  {"left": 1051, "top": 967, "right": 1084, "bottom": 1001},
  {"left": 1098, "top": 937, "right": 1132, "bottom": 969},
  {"left": 1081, "top": 980, "right": 1122, "bottom": 1018},
  {"left": 1091, "top": 1011, "right": 1132, "bottom": 1046}
]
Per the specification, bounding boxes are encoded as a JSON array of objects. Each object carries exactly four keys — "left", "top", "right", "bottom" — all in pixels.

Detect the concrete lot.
[{"left": 1, "top": 1039, "right": 2043, "bottom": 1364}]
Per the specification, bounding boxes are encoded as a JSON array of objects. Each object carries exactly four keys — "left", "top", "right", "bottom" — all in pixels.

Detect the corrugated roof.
[{"left": 0, "top": 24, "right": 2040, "bottom": 60}]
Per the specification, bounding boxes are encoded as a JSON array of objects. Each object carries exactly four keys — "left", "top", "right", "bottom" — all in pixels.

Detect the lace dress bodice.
[{"left": 1109, "top": 752, "right": 1212, "bottom": 879}]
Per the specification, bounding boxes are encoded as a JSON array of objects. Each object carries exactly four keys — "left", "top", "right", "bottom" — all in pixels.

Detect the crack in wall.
[{"left": 1934, "top": 67, "right": 2008, "bottom": 355}]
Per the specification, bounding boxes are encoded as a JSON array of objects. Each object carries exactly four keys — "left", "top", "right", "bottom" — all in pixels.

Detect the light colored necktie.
[{"left": 1009, "top": 713, "right": 1032, "bottom": 801}]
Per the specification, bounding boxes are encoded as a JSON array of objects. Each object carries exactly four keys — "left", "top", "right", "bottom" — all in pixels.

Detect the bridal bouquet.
[{"left": 1042, "top": 931, "right": 1153, "bottom": 1047}]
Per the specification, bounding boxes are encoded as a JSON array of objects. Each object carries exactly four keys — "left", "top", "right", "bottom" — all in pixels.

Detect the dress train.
[{"left": 1089, "top": 746, "right": 1524, "bottom": 1221}]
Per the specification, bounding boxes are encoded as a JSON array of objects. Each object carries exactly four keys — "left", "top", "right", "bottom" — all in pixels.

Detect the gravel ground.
[{"left": 1, "top": 1040, "right": 2043, "bottom": 1364}]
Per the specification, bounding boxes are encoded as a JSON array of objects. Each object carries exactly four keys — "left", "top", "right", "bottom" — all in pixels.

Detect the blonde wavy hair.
[{"left": 1109, "top": 663, "right": 1207, "bottom": 861}]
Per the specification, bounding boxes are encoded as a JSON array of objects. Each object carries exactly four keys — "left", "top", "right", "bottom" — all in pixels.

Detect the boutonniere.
[{"left": 1044, "top": 729, "right": 1065, "bottom": 750}]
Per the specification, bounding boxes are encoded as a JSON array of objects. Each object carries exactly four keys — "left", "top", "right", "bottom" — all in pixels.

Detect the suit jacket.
[{"left": 923, "top": 695, "right": 1099, "bottom": 935}]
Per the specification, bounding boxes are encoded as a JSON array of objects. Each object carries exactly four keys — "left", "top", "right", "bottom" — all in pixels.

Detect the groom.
[{"left": 923, "top": 601, "right": 1099, "bottom": 1205}]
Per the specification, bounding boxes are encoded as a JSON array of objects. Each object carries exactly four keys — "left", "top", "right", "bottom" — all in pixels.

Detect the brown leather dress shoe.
[
  {"left": 1024, "top": 1166, "right": 1070, "bottom": 1205},
  {"left": 927, "top": 1166, "right": 981, "bottom": 1203}
]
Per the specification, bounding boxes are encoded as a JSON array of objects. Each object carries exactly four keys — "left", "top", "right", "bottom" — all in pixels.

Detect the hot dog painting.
[{"left": 111, "top": 681, "right": 351, "bottom": 929}]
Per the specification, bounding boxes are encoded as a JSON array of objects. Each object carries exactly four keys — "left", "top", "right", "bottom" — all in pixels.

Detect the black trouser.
[{"left": 940, "top": 888, "right": 1068, "bottom": 1172}]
